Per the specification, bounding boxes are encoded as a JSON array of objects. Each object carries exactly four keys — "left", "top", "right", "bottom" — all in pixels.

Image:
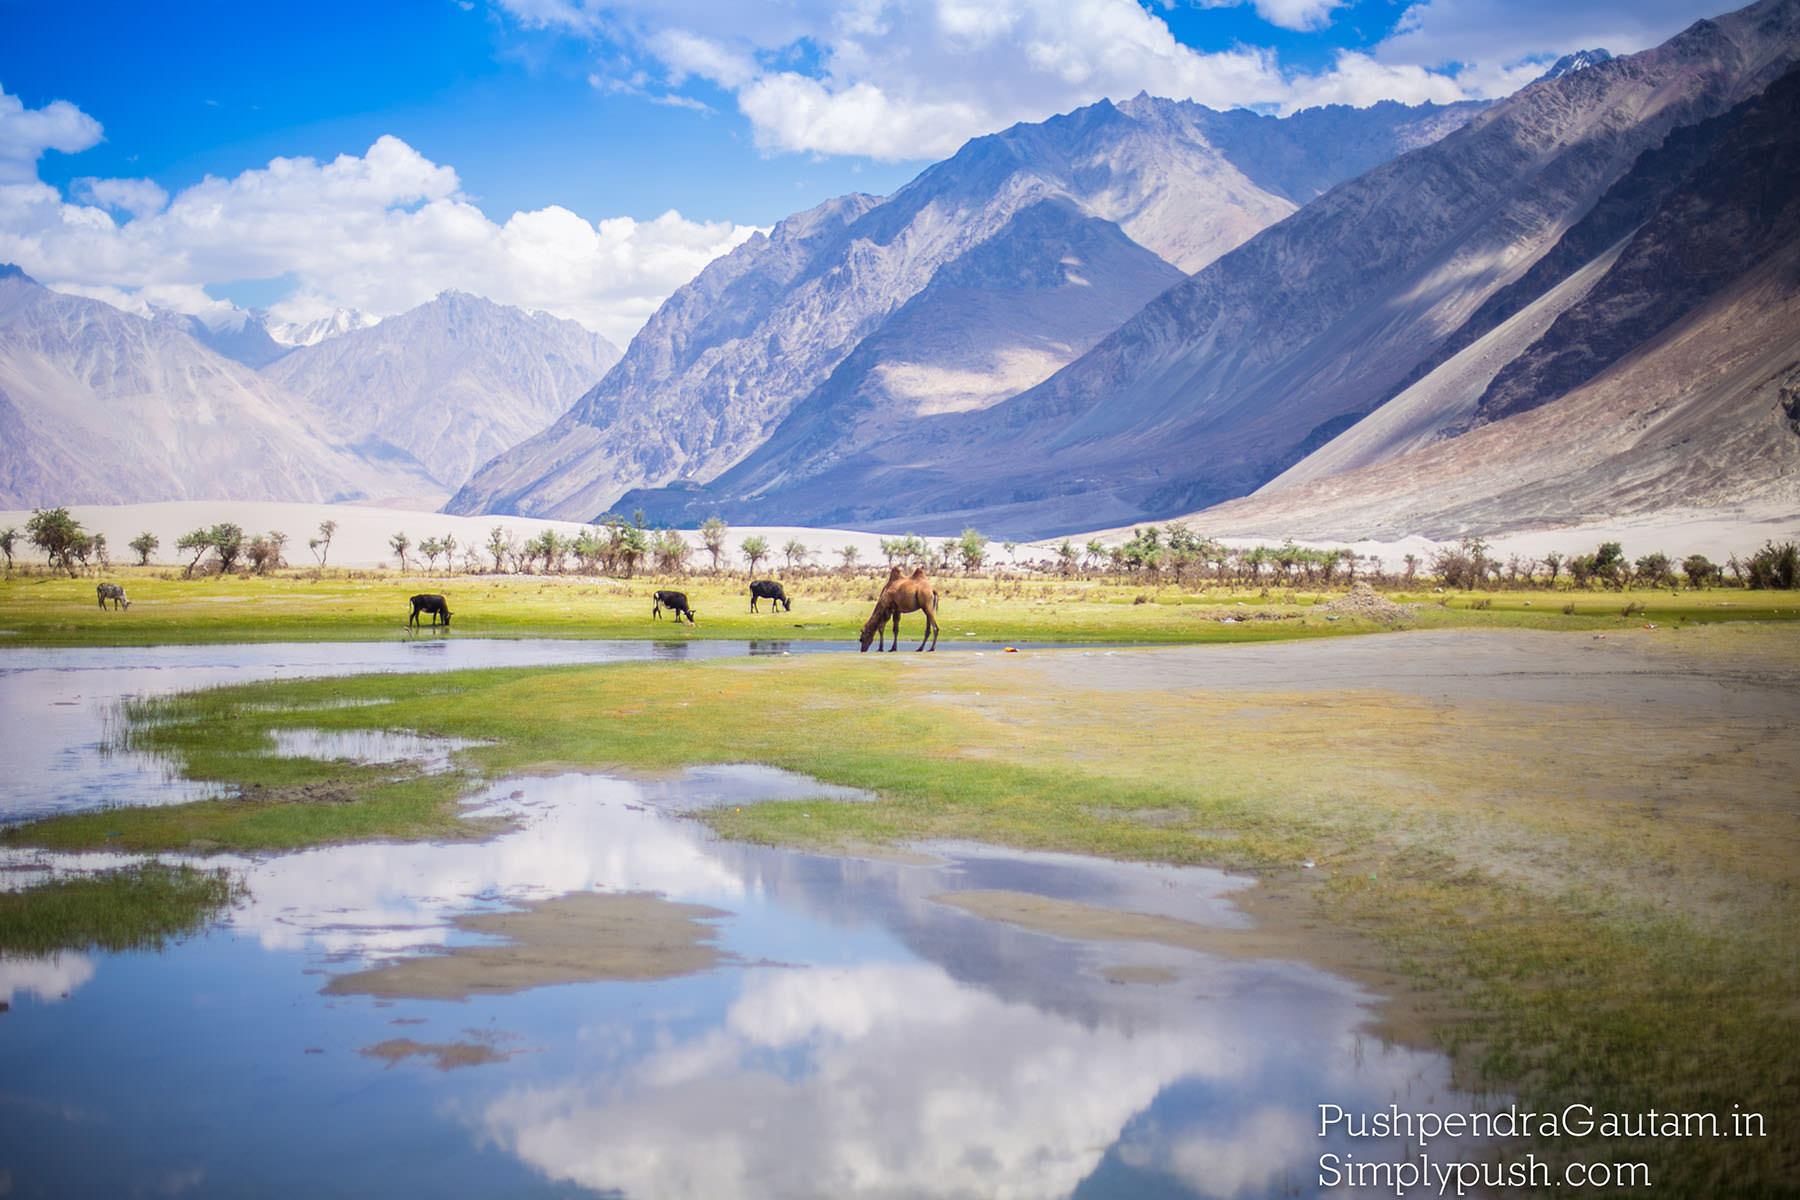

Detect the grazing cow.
[
  {"left": 408, "top": 593, "right": 452, "bottom": 627},
  {"left": 653, "top": 589, "right": 696, "bottom": 624},
  {"left": 749, "top": 580, "right": 792, "bottom": 613},
  {"left": 96, "top": 582, "right": 130, "bottom": 610}
]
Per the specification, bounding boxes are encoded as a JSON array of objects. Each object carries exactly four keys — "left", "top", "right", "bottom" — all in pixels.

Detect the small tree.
[
  {"left": 419, "top": 537, "right": 445, "bottom": 572},
  {"left": 210, "top": 524, "right": 246, "bottom": 574},
  {"left": 1592, "top": 541, "right": 1626, "bottom": 589},
  {"left": 700, "top": 517, "right": 729, "bottom": 572},
  {"left": 311, "top": 519, "right": 337, "bottom": 567},
  {"left": 0, "top": 526, "right": 16, "bottom": 571},
  {"left": 247, "top": 532, "right": 286, "bottom": 575},
  {"left": 389, "top": 531, "right": 411, "bottom": 571},
  {"left": 1682, "top": 554, "right": 1718, "bottom": 588},
  {"left": 654, "top": 528, "right": 692, "bottom": 575},
  {"left": 1746, "top": 541, "right": 1799, "bottom": 589},
  {"left": 959, "top": 527, "right": 988, "bottom": 573},
  {"left": 177, "top": 528, "right": 211, "bottom": 576},
  {"left": 615, "top": 525, "right": 649, "bottom": 577},
  {"left": 740, "top": 535, "right": 770, "bottom": 576},
  {"left": 1634, "top": 551, "right": 1675, "bottom": 588},
  {"left": 487, "top": 526, "right": 511, "bottom": 572},
  {"left": 27, "top": 507, "right": 88, "bottom": 577},
  {"left": 838, "top": 544, "right": 860, "bottom": 572},
  {"left": 782, "top": 539, "right": 809, "bottom": 571},
  {"left": 129, "top": 531, "right": 159, "bottom": 566}
]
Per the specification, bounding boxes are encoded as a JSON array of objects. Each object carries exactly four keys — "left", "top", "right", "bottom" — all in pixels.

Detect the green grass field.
[{"left": 3, "top": 566, "right": 1791, "bottom": 646}]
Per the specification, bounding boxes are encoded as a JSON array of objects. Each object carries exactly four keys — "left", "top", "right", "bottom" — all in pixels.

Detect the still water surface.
[{"left": 0, "top": 643, "right": 1489, "bottom": 1197}]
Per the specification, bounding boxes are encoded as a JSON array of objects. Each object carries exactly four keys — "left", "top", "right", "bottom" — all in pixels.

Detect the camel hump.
[{"left": 910, "top": 567, "right": 928, "bottom": 580}]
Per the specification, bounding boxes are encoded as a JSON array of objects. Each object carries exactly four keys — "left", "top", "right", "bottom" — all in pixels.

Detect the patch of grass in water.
[{"left": 0, "top": 862, "right": 243, "bottom": 955}]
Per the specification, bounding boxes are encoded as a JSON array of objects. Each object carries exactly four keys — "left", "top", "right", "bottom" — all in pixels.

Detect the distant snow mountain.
[
  {"left": 1536, "top": 48, "right": 1615, "bottom": 81},
  {"left": 147, "top": 304, "right": 380, "bottom": 368},
  {"left": 448, "top": 92, "right": 1490, "bottom": 521},
  {"left": 263, "top": 291, "right": 620, "bottom": 491},
  {"left": 265, "top": 307, "right": 381, "bottom": 350},
  {"left": 151, "top": 306, "right": 292, "bottom": 369},
  {"left": 0, "top": 267, "right": 440, "bottom": 509}
]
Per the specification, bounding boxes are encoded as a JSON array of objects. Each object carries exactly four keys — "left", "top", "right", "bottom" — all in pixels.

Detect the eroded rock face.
[
  {"left": 446, "top": 95, "right": 1490, "bottom": 523},
  {"left": 1462, "top": 59, "right": 1800, "bottom": 430}
]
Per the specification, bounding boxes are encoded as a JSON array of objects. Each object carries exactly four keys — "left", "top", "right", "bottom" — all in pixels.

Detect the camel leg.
[
  {"left": 916, "top": 603, "right": 938, "bottom": 651},
  {"left": 886, "top": 611, "right": 900, "bottom": 652}
]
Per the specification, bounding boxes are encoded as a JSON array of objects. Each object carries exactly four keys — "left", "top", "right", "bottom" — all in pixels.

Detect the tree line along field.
[{"left": 8, "top": 507, "right": 1799, "bottom": 592}]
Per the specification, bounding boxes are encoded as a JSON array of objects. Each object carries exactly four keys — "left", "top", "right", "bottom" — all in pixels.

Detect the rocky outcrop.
[
  {"left": 1461, "top": 59, "right": 1800, "bottom": 429},
  {"left": 1183, "top": 63, "right": 1800, "bottom": 541}
]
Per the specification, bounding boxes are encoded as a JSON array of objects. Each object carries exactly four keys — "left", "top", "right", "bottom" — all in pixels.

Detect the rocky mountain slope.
[
  {"left": 264, "top": 291, "right": 619, "bottom": 491},
  {"left": 636, "top": 0, "right": 1796, "bottom": 539},
  {"left": 447, "top": 94, "right": 1488, "bottom": 521},
  {"left": 0, "top": 267, "right": 441, "bottom": 509},
  {"left": 1196, "top": 55, "right": 1800, "bottom": 541}
]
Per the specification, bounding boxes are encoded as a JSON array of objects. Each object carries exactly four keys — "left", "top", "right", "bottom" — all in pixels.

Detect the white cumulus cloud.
[
  {"left": 499, "top": 0, "right": 1740, "bottom": 159},
  {"left": 0, "top": 88, "right": 758, "bottom": 347},
  {"left": 0, "top": 89, "right": 103, "bottom": 185}
]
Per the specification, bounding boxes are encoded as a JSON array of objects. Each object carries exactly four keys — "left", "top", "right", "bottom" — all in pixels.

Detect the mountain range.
[
  {"left": 5, "top": 0, "right": 1795, "bottom": 545},
  {"left": 573, "top": 0, "right": 1797, "bottom": 540},
  {"left": 446, "top": 93, "right": 1490, "bottom": 521},
  {"left": 0, "top": 276, "right": 618, "bottom": 508}
]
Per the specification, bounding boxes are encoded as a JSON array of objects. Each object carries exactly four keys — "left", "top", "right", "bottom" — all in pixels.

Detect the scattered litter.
[
  {"left": 1003, "top": 647, "right": 1018, "bottom": 653},
  {"left": 1302, "top": 859, "right": 1315, "bottom": 870},
  {"left": 1324, "top": 615, "right": 1339, "bottom": 621},
  {"left": 1593, "top": 634, "right": 1607, "bottom": 640},
  {"left": 1643, "top": 623, "right": 1656, "bottom": 630}
]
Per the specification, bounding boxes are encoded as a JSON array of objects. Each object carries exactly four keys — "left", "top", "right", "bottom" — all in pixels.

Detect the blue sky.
[{"left": 0, "top": 0, "right": 1738, "bottom": 344}]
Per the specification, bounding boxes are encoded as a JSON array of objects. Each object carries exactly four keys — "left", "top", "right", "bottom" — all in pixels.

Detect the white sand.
[
  {"left": 3, "top": 499, "right": 1791, "bottom": 573},
  {"left": 0, "top": 501, "right": 921, "bottom": 572}
]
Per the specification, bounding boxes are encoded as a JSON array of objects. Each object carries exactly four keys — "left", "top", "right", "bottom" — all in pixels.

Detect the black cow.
[
  {"left": 652, "top": 590, "right": 696, "bottom": 624},
  {"left": 749, "top": 580, "right": 791, "bottom": 613},
  {"left": 408, "top": 593, "right": 452, "bottom": 627},
  {"left": 96, "top": 582, "right": 130, "bottom": 610}
]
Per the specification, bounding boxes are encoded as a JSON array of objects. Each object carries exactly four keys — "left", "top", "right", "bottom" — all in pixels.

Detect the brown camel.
[{"left": 860, "top": 567, "right": 939, "bottom": 652}]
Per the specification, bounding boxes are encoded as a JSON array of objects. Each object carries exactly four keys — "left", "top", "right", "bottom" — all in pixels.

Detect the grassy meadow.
[
  {"left": 2, "top": 566, "right": 1797, "bottom": 1193},
  {"left": 2, "top": 564, "right": 1794, "bottom": 646}
]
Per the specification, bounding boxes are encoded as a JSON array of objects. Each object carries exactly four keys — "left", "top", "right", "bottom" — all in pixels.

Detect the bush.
[{"left": 1745, "top": 541, "right": 1799, "bottom": 590}]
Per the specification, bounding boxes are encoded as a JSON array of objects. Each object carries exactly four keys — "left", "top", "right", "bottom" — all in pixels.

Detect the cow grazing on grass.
[
  {"left": 749, "top": 580, "right": 791, "bottom": 613},
  {"left": 408, "top": 593, "right": 452, "bottom": 627},
  {"left": 96, "top": 583, "right": 130, "bottom": 610},
  {"left": 653, "top": 590, "right": 696, "bottom": 624}
]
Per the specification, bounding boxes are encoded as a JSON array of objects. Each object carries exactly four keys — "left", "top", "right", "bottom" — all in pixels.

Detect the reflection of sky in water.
[
  {"left": 0, "top": 640, "right": 826, "bottom": 825},
  {"left": 0, "top": 640, "right": 1013, "bottom": 825},
  {"left": 1, "top": 645, "right": 1493, "bottom": 1196},
  {"left": 1, "top": 770, "right": 1490, "bottom": 1199}
]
